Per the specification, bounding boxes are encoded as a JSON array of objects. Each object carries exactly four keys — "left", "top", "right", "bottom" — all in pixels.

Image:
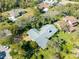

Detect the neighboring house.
[
  {"left": 55, "top": 16, "right": 79, "bottom": 32},
  {"left": 38, "top": 0, "right": 58, "bottom": 12},
  {"left": 55, "top": 20, "right": 73, "bottom": 32},
  {"left": 63, "top": 16, "right": 79, "bottom": 32},
  {"left": 27, "top": 24, "right": 58, "bottom": 49},
  {"left": 0, "top": 29, "right": 12, "bottom": 38},
  {"left": 8, "top": 8, "right": 27, "bottom": 22},
  {"left": 38, "top": 2, "right": 49, "bottom": 12},
  {"left": 63, "top": 16, "right": 78, "bottom": 27}
]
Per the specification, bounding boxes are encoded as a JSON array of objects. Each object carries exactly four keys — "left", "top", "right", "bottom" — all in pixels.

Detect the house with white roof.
[{"left": 27, "top": 24, "right": 58, "bottom": 49}]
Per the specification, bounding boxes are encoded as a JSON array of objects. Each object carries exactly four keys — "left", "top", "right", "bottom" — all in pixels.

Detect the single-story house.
[
  {"left": 55, "top": 16, "right": 79, "bottom": 32},
  {"left": 27, "top": 24, "right": 58, "bottom": 49},
  {"left": 38, "top": 2, "right": 49, "bottom": 12},
  {"left": 8, "top": 8, "right": 27, "bottom": 22},
  {"left": 38, "top": 0, "right": 58, "bottom": 12},
  {"left": 63, "top": 16, "right": 78, "bottom": 27}
]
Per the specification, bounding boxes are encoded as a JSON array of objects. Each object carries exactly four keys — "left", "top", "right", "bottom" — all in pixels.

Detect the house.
[
  {"left": 38, "top": 2, "right": 49, "bottom": 12},
  {"left": 63, "top": 16, "right": 78, "bottom": 27},
  {"left": 8, "top": 8, "right": 27, "bottom": 22},
  {"left": 38, "top": 0, "right": 58, "bottom": 12},
  {"left": 55, "top": 16, "right": 78, "bottom": 32},
  {"left": 55, "top": 20, "right": 75, "bottom": 32},
  {"left": 63, "top": 16, "right": 79, "bottom": 32},
  {"left": 27, "top": 24, "right": 58, "bottom": 49}
]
